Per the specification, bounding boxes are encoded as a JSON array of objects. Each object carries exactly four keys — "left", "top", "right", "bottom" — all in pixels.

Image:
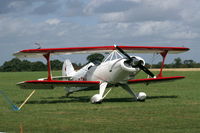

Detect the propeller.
[{"left": 114, "top": 45, "right": 155, "bottom": 78}]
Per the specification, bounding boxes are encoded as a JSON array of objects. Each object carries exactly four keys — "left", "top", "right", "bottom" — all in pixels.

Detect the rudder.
[{"left": 62, "top": 60, "right": 75, "bottom": 76}]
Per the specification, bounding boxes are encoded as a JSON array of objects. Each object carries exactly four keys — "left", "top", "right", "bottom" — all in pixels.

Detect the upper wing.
[
  {"left": 17, "top": 80, "right": 100, "bottom": 89},
  {"left": 14, "top": 46, "right": 189, "bottom": 58},
  {"left": 128, "top": 76, "right": 185, "bottom": 85}
]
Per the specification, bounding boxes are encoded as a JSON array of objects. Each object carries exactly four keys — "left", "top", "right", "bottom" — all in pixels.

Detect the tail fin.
[{"left": 62, "top": 60, "right": 75, "bottom": 76}]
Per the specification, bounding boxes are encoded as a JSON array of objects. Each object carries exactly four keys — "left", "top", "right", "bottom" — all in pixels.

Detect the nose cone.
[
  {"left": 121, "top": 59, "right": 139, "bottom": 72},
  {"left": 130, "top": 56, "right": 145, "bottom": 66}
]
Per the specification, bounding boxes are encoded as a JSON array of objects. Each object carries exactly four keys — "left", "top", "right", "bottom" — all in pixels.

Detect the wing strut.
[
  {"left": 43, "top": 53, "right": 52, "bottom": 80},
  {"left": 157, "top": 51, "right": 168, "bottom": 77}
]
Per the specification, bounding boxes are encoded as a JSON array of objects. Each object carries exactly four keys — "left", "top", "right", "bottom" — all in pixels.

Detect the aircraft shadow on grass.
[
  {"left": 17, "top": 95, "right": 178, "bottom": 104},
  {"left": 147, "top": 95, "right": 178, "bottom": 99}
]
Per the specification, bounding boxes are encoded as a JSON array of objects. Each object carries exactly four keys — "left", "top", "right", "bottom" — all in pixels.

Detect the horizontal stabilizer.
[
  {"left": 128, "top": 76, "right": 185, "bottom": 85},
  {"left": 17, "top": 80, "right": 100, "bottom": 89}
]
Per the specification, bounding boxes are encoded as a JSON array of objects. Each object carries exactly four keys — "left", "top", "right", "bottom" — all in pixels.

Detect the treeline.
[
  {"left": 149, "top": 57, "right": 200, "bottom": 68},
  {"left": 0, "top": 57, "right": 200, "bottom": 72},
  {"left": 0, "top": 58, "right": 82, "bottom": 72}
]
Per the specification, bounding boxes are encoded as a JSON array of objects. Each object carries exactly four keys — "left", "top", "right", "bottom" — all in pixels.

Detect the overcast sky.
[{"left": 0, "top": 0, "right": 199, "bottom": 65}]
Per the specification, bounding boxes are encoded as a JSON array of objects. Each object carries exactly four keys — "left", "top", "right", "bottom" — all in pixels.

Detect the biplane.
[{"left": 14, "top": 45, "right": 189, "bottom": 103}]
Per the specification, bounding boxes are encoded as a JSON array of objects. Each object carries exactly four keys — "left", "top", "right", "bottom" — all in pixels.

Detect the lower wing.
[
  {"left": 17, "top": 76, "right": 184, "bottom": 89},
  {"left": 128, "top": 76, "right": 185, "bottom": 85},
  {"left": 17, "top": 80, "right": 100, "bottom": 89}
]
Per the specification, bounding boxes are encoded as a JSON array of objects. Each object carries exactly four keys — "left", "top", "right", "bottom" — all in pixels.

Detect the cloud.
[
  {"left": 45, "top": 18, "right": 61, "bottom": 25},
  {"left": 84, "top": 0, "right": 138, "bottom": 15},
  {"left": 86, "top": 0, "right": 182, "bottom": 23},
  {"left": 167, "top": 31, "right": 199, "bottom": 39},
  {"left": 32, "top": 1, "right": 60, "bottom": 15},
  {"left": 0, "top": 0, "right": 200, "bottom": 64},
  {"left": 0, "top": 0, "right": 64, "bottom": 16},
  {"left": 0, "top": 0, "right": 25, "bottom": 14},
  {"left": 0, "top": 0, "right": 87, "bottom": 17},
  {"left": 65, "top": 0, "right": 85, "bottom": 16},
  {"left": 0, "top": 0, "right": 199, "bottom": 43}
]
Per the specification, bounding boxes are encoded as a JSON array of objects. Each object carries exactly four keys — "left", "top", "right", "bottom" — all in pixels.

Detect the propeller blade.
[
  {"left": 137, "top": 63, "right": 155, "bottom": 78},
  {"left": 114, "top": 45, "right": 155, "bottom": 78},
  {"left": 114, "top": 45, "right": 132, "bottom": 61}
]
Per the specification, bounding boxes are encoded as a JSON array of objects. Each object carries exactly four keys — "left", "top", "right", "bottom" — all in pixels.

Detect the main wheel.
[
  {"left": 90, "top": 94, "right": 103, "bottom": 104},
  {"left": 137, "top": 92, "right": 147, "bottom": 102}
]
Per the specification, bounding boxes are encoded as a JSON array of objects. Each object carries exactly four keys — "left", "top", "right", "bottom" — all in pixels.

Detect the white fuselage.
[
  {"left": 63, "top": 56, "right": 145, "bottom": 94},
  {"left": 67, "top": 56, "right": 145, "bottom": 85},
  {"left": 86, "top": 58, "right": 142, "bottom": 84}
]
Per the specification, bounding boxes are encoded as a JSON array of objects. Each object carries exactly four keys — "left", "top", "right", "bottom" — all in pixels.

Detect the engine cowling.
[{"left": 120, "top": 56, "right": 145, "bottom": 73}]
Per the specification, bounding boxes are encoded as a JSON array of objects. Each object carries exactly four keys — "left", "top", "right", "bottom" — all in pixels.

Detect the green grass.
[{"left": 0, "top": 71, "right": 200, "bottom": 133}]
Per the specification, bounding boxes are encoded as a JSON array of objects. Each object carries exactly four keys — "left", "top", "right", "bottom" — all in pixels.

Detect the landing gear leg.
[
  {"left": 65, "top": 87, "right": 73, "bottom": 97},
  {"left": 66, "top": 92, "right": 73, "bottom": 97},
  {"left": 91, "top": 82, "right": 108, "bottom": 104},
  {"left": 120, "top": 84, "right": 146, "bottom": 102},
  {"left": 120, "top": 84, "right": 137, "bottom": 101}
]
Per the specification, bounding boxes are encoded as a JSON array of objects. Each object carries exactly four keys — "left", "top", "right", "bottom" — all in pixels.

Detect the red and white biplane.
[{"left": 14, "top": 45, "right": 189, "bottom": 103}]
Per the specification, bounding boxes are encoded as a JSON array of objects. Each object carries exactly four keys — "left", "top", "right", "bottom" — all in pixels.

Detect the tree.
[
  {"left": 20, "top": 60, "right": 32, "bottom": 71},
  {"left": 51, "top": 60, "right": 63, "bottom": 70},
  {"left": 31, "top": 61, "right": 46, "bottom": 71},
  {"left": 87, "top": 53, "right": 105, "bottom": 64},
  {"left": 173, "top": 57, "right": 182, "bottom": 68},
  {"left": 72, "top": 63, "right": 82, "bottom": 70},
  {"left": 0, "top": 58, "right": 22, "bottom": 72},
  {"left": 183, "top": 59, "right": 198, "bottom": 68}
]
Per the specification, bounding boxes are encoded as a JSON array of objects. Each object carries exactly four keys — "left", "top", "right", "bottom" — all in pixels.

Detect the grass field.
[{"left": 0, "top": 71, "right": 200, "bottom": 133}]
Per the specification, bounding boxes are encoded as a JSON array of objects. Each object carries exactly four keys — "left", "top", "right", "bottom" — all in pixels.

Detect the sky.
[{"left": 0, "top": 0, "right": 200, "bottom": 65}]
